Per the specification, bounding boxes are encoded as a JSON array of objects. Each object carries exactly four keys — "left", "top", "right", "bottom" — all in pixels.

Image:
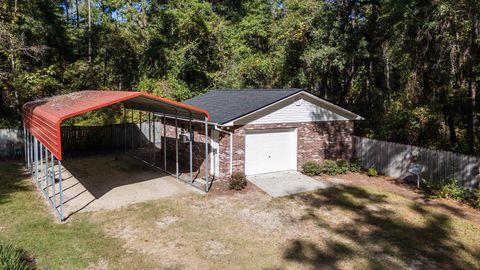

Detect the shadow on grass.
[
  {"left": 0, "top": 162, "right": 31, "bottom": 205},
  {"left": 283, "top": 186, "right": 480, "bottom": 270}
]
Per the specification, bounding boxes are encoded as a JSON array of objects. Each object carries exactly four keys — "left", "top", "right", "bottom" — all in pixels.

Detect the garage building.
[{"left": 183, "top": 89, "right": 363, "bottom": 176}]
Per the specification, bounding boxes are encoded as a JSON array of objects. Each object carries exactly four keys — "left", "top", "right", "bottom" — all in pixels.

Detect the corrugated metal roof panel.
[{"left": 23, "top": 90, "right": 209, "bottom": 160}]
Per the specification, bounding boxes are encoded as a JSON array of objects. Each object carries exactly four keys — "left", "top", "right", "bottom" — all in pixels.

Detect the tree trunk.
[
  {"left": 467, "top": 12, "right": 478, "bottom": 154},
  {"left": 88, "top": 0, "right": 92, "bottom": 63},
  {"left": 75, "top": 0, "right": 79, "bottom": 26}
]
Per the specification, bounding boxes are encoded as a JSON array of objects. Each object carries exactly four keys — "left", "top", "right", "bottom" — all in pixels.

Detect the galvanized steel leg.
[
  {"left": 123, "top": 106, "right": 127, "bottom": 153},
  {"left": 175, "top": 111, "right": 179, "bottom": 178},
  {"left": 34, "top": 138, "right": 38, "bottom": 184},
  {"left": 153, "top": 114, "right": 156, "bottom": 166},
  {"left": 58, "top": 160, "right": 64, "bottom": 221},
  {"left": 205, "top": 117, "right": 209, "bottom": 192},
  {"left": 23, "top": 126, "right": 27, "bottom": 165},
  {"left": 163, "top": 113, "right": 166, "bottom": 171},
  {"left": 44, "top": 146, "right": 49, "bottom": 198},
  {"left": 131, "top": 109, "right": 134, "bottom": 152},
  {"left": 39, "top": 143, "right": 44, "bottom": 187},
  {"left": 189, "top": 114, "right": 193, "bottom": 182},
  {"left": 148, "top": 112, "right": 152, "bottom": 163},
  {"left": 50, "top": 151, "right": 56, "bottom": 210}
]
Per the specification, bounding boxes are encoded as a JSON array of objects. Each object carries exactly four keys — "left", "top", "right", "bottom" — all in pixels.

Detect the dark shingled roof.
[{"left": 183, "top": 89, "right": 303, "bottom": 124}]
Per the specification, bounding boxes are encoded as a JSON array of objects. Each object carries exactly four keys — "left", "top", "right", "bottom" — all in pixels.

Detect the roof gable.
[{"left": 183, "top": 89, "right": 302, "bottom": 124}]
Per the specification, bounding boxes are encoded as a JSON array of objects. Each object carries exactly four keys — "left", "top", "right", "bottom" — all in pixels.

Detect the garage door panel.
[{"left": 245, "top": 129, "right": 297, "bottom": 175}]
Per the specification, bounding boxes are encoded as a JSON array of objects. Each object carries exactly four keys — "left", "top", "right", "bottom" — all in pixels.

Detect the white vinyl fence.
[
  {"left": 0, "top": 129, "right": 23, "bottom": 159},
  {"left": 353, "top": 136, "right": 480, "bottom": 188}
]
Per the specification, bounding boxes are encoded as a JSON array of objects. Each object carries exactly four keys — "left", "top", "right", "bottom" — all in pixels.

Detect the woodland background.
[{"left": 0, "top": 0, "right": 479, "bottom": 154}]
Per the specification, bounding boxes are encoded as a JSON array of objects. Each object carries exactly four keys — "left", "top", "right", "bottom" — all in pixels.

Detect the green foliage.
[
  {"left": 1, "top": 0, "right": 480, "bottom": 156},
  {"left": 426, "top": 178, "right": 465, "bottom": 201},
  {"left": 303, "top": 159, "right": 363, "bottom": 176},
  {"left": 473, "top": 189, "right": 480, "bottom": 209},
  {"left": 229, "top": 173, "right": 247, "bottom": 191},
  {"left": 321, "top": 160, "right": 342, "bottom": 176},
  {"left": 348, "top": 158, "right": 362, "bottom": 173},
  {"left": 367, "top": 167, "right": 378, "bottom": 177},
  {"left": 302, "top": 161, "right": 322, "bottom": 176},
  {"left": 0, "top": 242, "right": 32, "bottom": 270}
]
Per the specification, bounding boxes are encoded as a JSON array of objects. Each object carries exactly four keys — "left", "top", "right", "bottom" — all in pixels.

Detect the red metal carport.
[{"left": 23, "top": 90, "right": 210, "bottom": 221}]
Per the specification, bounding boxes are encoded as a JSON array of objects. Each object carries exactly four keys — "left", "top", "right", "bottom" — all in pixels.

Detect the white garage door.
[{"left": 245, "top": 128, "right": 297, "bottom": 175}]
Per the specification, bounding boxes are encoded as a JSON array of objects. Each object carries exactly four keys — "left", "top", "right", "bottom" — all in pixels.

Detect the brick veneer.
[
  {"left": 162, "top": 119, "right": 354, "bottom": 177},
  {"left": 226, "top": 121, "right": 354, "bottom": 175}
]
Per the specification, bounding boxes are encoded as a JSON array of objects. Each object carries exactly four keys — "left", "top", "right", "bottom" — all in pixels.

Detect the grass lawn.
[{"left": 1, "top": 162, "right": 480, "bottom": 269}]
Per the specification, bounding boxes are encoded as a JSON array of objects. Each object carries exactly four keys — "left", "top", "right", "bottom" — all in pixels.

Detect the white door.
[{"left": 245, "top": 128, "right": 297, "bottom": 175}]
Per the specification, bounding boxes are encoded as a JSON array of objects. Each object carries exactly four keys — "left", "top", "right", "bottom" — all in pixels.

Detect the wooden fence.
[
  {"left": 353, "top": 136, "right": 480, "bottom": 188},
  {"left": 0, "top": 129, "right": 23, "bottom": 158},
  {"left": 61, "top": 123, "right": 164, "bottom": 154}
]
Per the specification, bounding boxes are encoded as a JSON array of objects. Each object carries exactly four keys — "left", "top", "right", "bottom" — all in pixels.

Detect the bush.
[
  {"left": 348, "top": 158, "right": 362, "bottom": 173},
  {"left": 229, "top": 173, "right": 248, "bottom": 191},
  {"left": 367, "top": 167, "right": 378, "bottom": 177},
  {"left": 335, "top": 159, "right": 350, "bottom": 174},
  {"left": 426, "top": 177, "right": 465, "bottom": 201},
  {"left": 473, "top": 189, "right": 480, "bottom": 209},
  {"left": 0, "top": 242, "right": 32, "bottom": 270},
  {"left": 321, "top": 160, "right": 342, "bottom": 175},
  {"left": 302, "top": 161, "right": 322, "bottom": 176}
]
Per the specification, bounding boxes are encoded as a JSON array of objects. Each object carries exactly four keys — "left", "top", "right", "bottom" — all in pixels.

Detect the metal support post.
[
  {"left": 58, "top": 160, "right": 64, "bottom": 221},
  {"left": 44, "top": 146, "right": 49, "bottom": 198},
  {"left": 148, "top": 111, "right": 152, "bottom": 163},
  {"left": 39, "top": 143, "right": 44, "bottom": 187},
  {"left": 204, "top": 117, "right": 209, "bottom": 192},
  {"left": 23, "top": 126, "right": 27, "bottom": 165},
  {"left": 175, "top": 111, "right": 179, "bottom": 178},
  {"left": 50, "top": 152, "right": 56, "bottom": 210},
  {"left": 123, "top": 106, "right": 127, "bottom": 153},
  {"left": 163, "top": 113, "right": 167, "bottom": 171},
  {"left": 153, "top": 114, "right": 156, "bottom": 165},
  {"left": 189, "top": 114, "right": 193, "bottom": 182},
  {"left": 34, "top": 138, "right": 38, "bottom": 184}
]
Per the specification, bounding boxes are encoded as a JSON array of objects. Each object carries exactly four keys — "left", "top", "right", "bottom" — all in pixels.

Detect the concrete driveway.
[{"left": 247, "top": 170, "right": 329, "bottom": 197}]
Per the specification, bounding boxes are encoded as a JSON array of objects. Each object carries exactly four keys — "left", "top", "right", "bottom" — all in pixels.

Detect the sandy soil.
[
  {"left": 320, "top": 173, "right": 480, "bottom": 226},
  {"left": 85, "top": 174, "right": 480, "bottom": 270}
]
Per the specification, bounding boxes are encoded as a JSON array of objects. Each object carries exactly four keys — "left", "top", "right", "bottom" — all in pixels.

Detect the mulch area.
[
  {"left": 320, "top": 172, "right": 480, "bottom": 226},
  {"left": 207, "top": 177, "right": 264, "bottom": 196}
]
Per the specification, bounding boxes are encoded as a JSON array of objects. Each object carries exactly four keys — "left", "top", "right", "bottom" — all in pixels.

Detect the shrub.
[
  {"left": 472, "top": 188, "right": 480, "bottom": 209},
  {"left": 0, "top": 242, "right": 32, "bottom": 270},
  {"left": 321, "top": 160, "right": 341, "bottom": 175},
  {"left": 302, "top": 161, "right": 322, "bottom": 176},
  {"left": 367, "top": 167, "right": 378, "bottom": 177},
  {"left": 335, "top": 159, "right": 350, "bottom": 174},
  {"left": 348, "top": 158, "right": 362, "bottom": 173},
  {"left": 426, "top": 177, "right": 465, "bottom": 201},
  {"left": 229, "top": 173, "right": 247, "bottom": 191}
]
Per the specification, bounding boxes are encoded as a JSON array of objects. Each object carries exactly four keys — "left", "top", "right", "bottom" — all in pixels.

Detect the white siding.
[{"left": 235, "top": 94, "right": 349, "bottom": 125}]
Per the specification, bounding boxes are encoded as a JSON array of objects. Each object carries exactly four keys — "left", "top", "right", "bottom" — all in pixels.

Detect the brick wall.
[
  {"left": 225, "top": 121, "right": 354, "bottom": 175},
  {"left": 161, "top": 119, "right": 354, "bottom": 177}
]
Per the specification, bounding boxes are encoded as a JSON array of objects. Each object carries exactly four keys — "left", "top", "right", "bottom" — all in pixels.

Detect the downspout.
[{"left": 213, "top": 125, "right": 233, "bottom": 175}]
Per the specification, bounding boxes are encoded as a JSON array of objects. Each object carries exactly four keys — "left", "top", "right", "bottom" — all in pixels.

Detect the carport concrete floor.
[
  {"left": 247, "top": 170, "right": 329, "bottom": 197},
  {"left": 59, "top": 153, "right": 199, "bottom": 218}
]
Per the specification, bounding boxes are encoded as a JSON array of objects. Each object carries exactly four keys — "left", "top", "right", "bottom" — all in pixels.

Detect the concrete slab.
[
  {"left": 247, "top": 170, "right": 329, "bottom": 197},
  {"left": 57, "top": 154, "right": 199, "bottom": 218}
]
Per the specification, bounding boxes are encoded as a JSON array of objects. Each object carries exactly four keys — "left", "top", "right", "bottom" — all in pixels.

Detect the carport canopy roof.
[{"left": 23, "top": 90, "right": 210, "bottom": 160}]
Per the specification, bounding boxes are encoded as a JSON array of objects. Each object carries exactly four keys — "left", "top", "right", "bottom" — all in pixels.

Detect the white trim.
[{"left": 221, "top": 91, "right": 363, "bottom": 126}]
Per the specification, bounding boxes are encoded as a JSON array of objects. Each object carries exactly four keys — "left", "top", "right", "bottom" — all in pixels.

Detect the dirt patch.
[
  {"left": 208, "top": 177, "right": 264, "bottom": 196},
  {"left": 85, "top": 258, "right": 109, "bottom": 270},
  {"left": 320, "top": 173, "right": 480, "bottom": 226}
]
